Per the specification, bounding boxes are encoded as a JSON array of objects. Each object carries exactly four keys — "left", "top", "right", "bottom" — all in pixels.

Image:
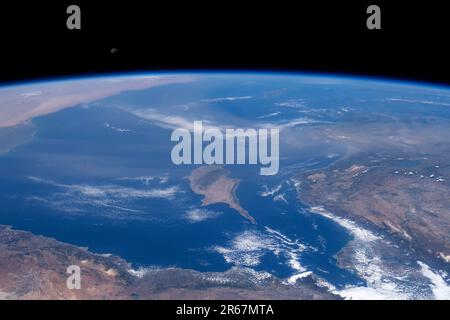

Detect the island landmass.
[{"left": 187, "top": 166, "right": 256, "bottom": 224}]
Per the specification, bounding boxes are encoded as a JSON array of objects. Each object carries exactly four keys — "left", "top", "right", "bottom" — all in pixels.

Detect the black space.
[{"left": 0, "top": 1, "right": 448, "bottom": 86}]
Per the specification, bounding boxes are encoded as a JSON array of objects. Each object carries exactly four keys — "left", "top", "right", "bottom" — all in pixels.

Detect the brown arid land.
[
  {"left": 296, "top": 155, "right": 450, "bottom": 265},
  {"left": 0, "top": 75, "right": 194, "bottom": 129},
  {"left": 187, "top": 166, "right": 256, "bottom": 224}
]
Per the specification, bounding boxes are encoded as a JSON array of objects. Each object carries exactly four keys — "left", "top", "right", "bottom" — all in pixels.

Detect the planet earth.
[{"left": 0, "top": 72, "right": 449, "bottom": 300}]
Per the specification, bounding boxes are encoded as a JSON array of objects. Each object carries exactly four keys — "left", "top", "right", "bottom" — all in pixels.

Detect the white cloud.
[
  {"left": 337, "top": 285, "right": 400, "bottom": 300},
  {"left": 201, "top": 96, "right": 253, "bottom": 103},
  {"left": 214, "top": 227, "right": 310, "bottom": 272},
  {"left": 257, "top": 112, "right": 281, "bottom": 119},
  {"left": 128, "top": 105, "right": 319, "bottom": 140},
  {"left": 104, "top": 122, "right": 134, "bottom": 133},
  {"left": 273, "top": 193, "right": 288, "bottom": 203},
  {"left": 129, "top": 108, "right": 229, "bottom": 134},
  {"left": 185, "top": 208, "right": 222, "bottom": 223},
  {"left": 118, "top": 175, "right": 169, "bottom": 185},
  {"left": 27, "top": 176, "right": 179, "bottom": 219},
  {"left": 309, "top": 206, "right": 442, "bottom": 300},
  {"left": 260, "top": 184, "right": 282, "bottom": 197},
  {"left": 20, "top": 90, "right": 42, "bottom": 98},
  {"left": 418, "top": 261, "right": 450, "bottom": 300},
  {"left": 387, "top": 97, "right": 450, "bottom": 107},
  {"left": 310, "top": 206, "right": 380, "bottom": 242},
  {"left": 128, "top": 266, "right": 160, "bottom": 278},
  {"left": 260, "top": 117, "right": 323, "bottom": 130},
  {"left": 275, "top": 99, "right": 307, "bottom": 109},
  {"left": 287, "top": 271, "right": 313, "bottom": 285},
  {"left": 52, "top": 182, "right": 179, "bottom": 200},
  {"left": 214, "top": 230, "right": 275, "bottom": 266}
]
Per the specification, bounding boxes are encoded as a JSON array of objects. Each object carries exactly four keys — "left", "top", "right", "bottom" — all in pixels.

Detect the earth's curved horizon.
[{"left": 0, "top": 72, "right": 449, "bottom": 300}]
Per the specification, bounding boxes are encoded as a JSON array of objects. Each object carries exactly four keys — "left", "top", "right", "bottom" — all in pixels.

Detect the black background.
[
  {"left": 0, "top": 1, "right": 448, "bottom": 86},
  {"left": 0, "top": 300, "right": 446, "bottom": 319}
]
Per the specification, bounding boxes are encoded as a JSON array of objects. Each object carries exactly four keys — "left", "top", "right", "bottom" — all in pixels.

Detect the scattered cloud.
[
  {"left": 259, "top": 183, "right": 288, "bottom": 204},
  {"left": 104, "top": 122, "right": 134, "bottom": 133},
  {"left": 118, "top": 175, "right": 169, "bottom": 185},
  {"left": 387, "top": 97, "right": 450, "bottom": 107},
  {"left": 129, "top": 108, "right": 216, "bottom": 131},
  {"left": 128, "top": 104, "right": 320, "bottom": 138},
  {"left": 418, "top": 261, "right": 450, "bottom": 300},
  {"left": 29, "top": 176, "right": 178, "bottom": 200},
  {"left": 27, "top": 176, "right": 179, "bottom": 220},
  {"left": 213, "top": 227, "right": 309, "bottom": 272},
  {"left": 214, "top": 230, "right": 275, "bottom": 266},
  {"left": 201, "top": 96, "right": 253, "bottom": 103},
  {"left": 310, "top": 206, "right": 379, "bottom": 242},
  {"left": 260, "top": 184, "right": 282, "bottom": 197},
  {"left": 257, "top": 112, "right": 281, "bottom": 119},
  {"left": 275, "top": 99, "right": 307, "bottom": 109},
  {"left": 185, "top": 208, "right": 222, "bottom": 223},
  {"left": 310, "top": 206, "right": 443, "bottom": 299},
  {"left": 273, "top": 193, "right": 288, "bottom": 203},
  {"left": 20, "top": 91, "right": 42, "bottom": 98}
]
